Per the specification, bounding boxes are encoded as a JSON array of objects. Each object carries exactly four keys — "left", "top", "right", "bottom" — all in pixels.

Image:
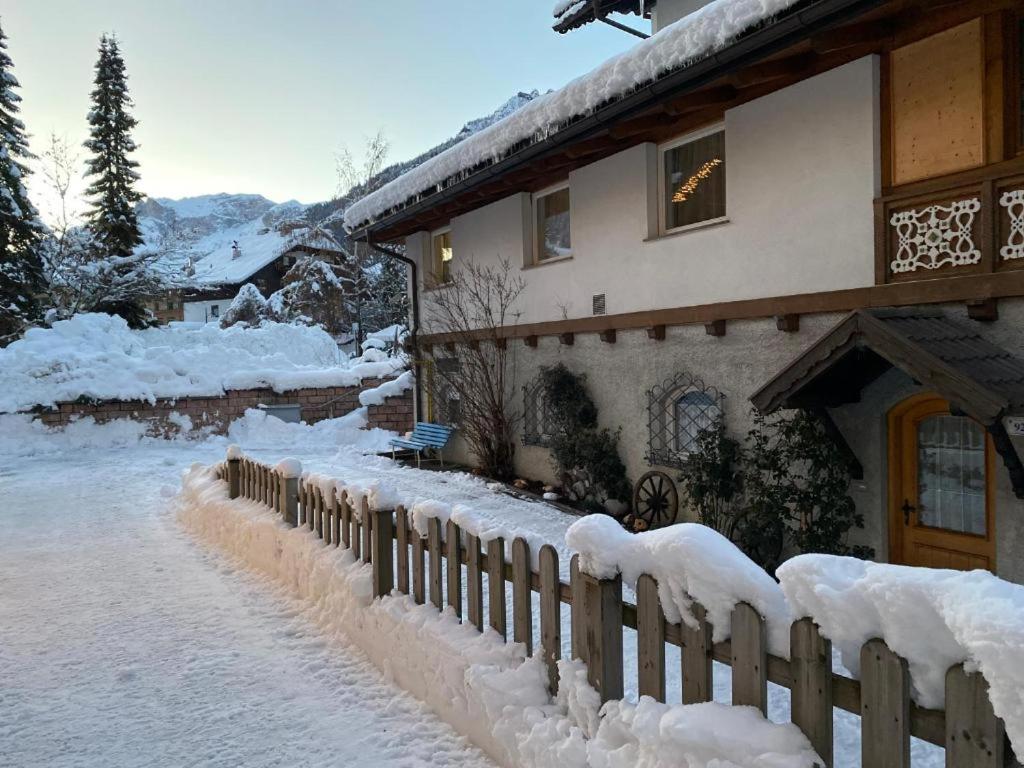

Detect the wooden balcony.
[{"left": 875, "top": 156, "right": 1024, "bottom": 288}]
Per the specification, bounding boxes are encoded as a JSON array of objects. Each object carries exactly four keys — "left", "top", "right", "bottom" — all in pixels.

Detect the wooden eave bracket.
[
  {"left": 811, "top": 407, "right": 864, "bottom": 480},
  {"left": 967, "top": 298, "right": 998, "bottom": 322},
  {"left": 600, "top": 329, "right": 617, "bottom": 344},
  {"left": 524, "top": 335, "right": 539, "bottom": 348},
  {"left": 705, "top": 319, "right": 727, "bottom": 337},
  {"left": 559, "top": 332, "right": 575, "bottom": 346},
  {"left": 647, "top": 325, "right": 666, "bottom": 341}
]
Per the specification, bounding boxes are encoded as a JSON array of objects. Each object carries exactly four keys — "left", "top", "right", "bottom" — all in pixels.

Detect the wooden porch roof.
[{"left": 751, "top": 307, "right": 1024, "bottom": 496}]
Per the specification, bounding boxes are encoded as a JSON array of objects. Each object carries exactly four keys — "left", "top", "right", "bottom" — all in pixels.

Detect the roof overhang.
[
  {"left": 751, "top": 308, "right": 1024, "bottom": 498},
  {"left": 350, "top": 0, "right": 891, "bottom": 243},
  {"left": 552, "top": 0, "right": 655, "bottom": 34}
]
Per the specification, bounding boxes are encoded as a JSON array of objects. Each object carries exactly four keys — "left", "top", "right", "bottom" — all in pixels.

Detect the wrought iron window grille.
[
  {"left": 646, "top": 372, "right": 724, "bottom": 469},
  {"left": 522, "top": 376, "right": 555, "bottom": 447}
]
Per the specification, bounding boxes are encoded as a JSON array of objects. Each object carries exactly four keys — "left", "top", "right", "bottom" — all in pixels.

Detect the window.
[
  {"left": 659, "top": 127, "right": 726, "bottom": 234},
  {"left": 431, "top": 228, "right": 453, "bottom": 286},
  {"left": 522, "top": 376, "right": 555, "bottom": 447},
  {"left": 646, "top": 372, "right": 724, "bottom": 468},
  {"left": 431, "top": 357, "right": 461, "bottom": 425},
  {"left": 534, "top": 184, "right": 571, "bottom": 262},
  {"left": 209, "top": 304, "right": 220, "bottom": 319}
]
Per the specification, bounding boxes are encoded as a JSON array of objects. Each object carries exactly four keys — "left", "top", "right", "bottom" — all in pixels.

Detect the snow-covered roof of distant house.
[
  {"left": 343, "top": 0, "right": 804, "bottom": 233},
  {"left": 190, "top": 225, "right": 343, "bottom": 287}
]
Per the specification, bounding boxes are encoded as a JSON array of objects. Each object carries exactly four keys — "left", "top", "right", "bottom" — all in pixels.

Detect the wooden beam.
[
  {"left": 705, "top": 319, "right": 726, "bottom": 337},
  {"left": 564, "top": 133, "right": 618, "bottom": 160},
  {"left": 524, "top": 335, "right": 538, "bottom": 348},
  {"left": 599, "top": 329, "right": 617, "bottom": 344},
  {"left": 811, "top": 17, "right": 896, "bottom": 53},
  {"left": 647, "top": 324, "right": 665, "bottom": 341},
  {"left": 812, "top": 407, "right": 864, "bottom": 480},
  {"left": 663, "top": 84, "right": 738, "bottom": 116},
  {"left": 729, "top": 52, "right": 817, "bottom": 88},
  {"left": 967, "top": 298, "right": 998, "bottom": 322},
  {"left": 776, "top": 313, "right": 800, "bottom": 333},
  {"left": 559, "top": 332, "right": 575, "bottom": 346}
]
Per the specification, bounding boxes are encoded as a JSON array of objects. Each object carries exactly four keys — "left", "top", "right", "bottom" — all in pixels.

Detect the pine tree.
[
  {"left": 0, "top": 18, "right": 45, "bottom": 344},
  {"left": 83, "top": 34, "right": 143, "bottom": 258}
]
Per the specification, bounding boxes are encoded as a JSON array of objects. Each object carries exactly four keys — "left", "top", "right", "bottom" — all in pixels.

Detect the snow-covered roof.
[
  {"left": 189, "top": 226, "right": 342, "bottom": 286},
  {"left": 343, "top": 0, "right": 801, "bottom": 232}
]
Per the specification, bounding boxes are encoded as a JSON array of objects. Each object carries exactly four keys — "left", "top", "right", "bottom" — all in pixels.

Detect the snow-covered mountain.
[{"left": 140, "top": 91, "right": 541, "bottom": 286}]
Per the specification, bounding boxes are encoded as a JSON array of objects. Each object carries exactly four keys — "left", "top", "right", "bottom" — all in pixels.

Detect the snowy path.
[{"left": 0, "top": 442, "right": 494, "bottom": 768}]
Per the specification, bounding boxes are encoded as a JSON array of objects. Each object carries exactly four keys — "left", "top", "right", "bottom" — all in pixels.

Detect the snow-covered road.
[{"left": 0, "top": 438, "right": 494, "bottom": 768}]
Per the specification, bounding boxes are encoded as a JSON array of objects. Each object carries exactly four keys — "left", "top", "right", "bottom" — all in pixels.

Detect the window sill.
[
  {"left": 523, "top": 254, "right": 573, "bottom": 270},
  {"left": 645, "top": 216, "right": 729, "bottom": 243}
]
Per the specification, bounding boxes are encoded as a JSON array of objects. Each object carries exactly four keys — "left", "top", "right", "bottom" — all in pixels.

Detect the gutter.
[
  {"left": 362, "top": 236, "right": 425, "bottom": 421},
  {"left": 351, "top": 0, "right": 887, "bottom": 241}
]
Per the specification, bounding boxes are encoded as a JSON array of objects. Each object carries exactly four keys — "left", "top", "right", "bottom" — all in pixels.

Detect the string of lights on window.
[{"left": 671, "top": 157, "right": 723, "bottom": 203}]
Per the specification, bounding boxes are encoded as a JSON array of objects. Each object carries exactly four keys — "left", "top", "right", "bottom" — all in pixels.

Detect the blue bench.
[{"left": 389, "top": 422, "right": 455, "bottom": 468}]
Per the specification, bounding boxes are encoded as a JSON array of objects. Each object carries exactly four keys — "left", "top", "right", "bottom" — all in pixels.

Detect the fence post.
[
  {"left": 570, "top": 555, "right": 582, "bottom": 659},
  {"left": 361, "top": 498, "right": 372, "bottom": 564},
  {"left": 791, "top": 618, "right": 833, "bottom": 767},
  {"left": 487, "top": 537, "right": 506, "bottom": 639},
  {"left": 945, "top": 664, "right": 1005, "bottom": 768},
  {"left": 314, "top": 487, "right": 324, "bottom": 539},
  {"left": 860, "top": 638, "right": 910, "bottom": 768},
  {"left": 372, "top": 508, "right": 394, "bottom": 598},
  {"left": 681, "top": 602, "right": 713, "bottom": 704},
  {"left": 281, "top": 465, "right": 300, "bottom": 527},
  {"left": 466, "top": 533, "right": 483, "bottom": 631},
  {"left": 396, "top": 506, "right": 410, "bottom": 593},
  {"left": 428, "top": 517, "right": 443, "bottom": 609},
  {"left": 512, "top": 537, "right": 532, "bottom": 655},
  {"left": 412, "top": 525, "right": 427, "bottom": 605},
  {"left": 578, "top": 571, "right": 623, "bottom": 703},
  {"left": 446, "top": 520, "right": 463, "bottom": 619},
  {"left": 731, "top": 602, "right": 768, "bottom": 715},
  {"left": 539, "top": 544, "right": 561, "bottom": 695},
  {"left": 340, "top": 490, "right": 351, "bottom": 549},
  {"left": 637, "top": 573, "right": 666, "bottom": 701},
  {"left": 227, "top": 452, "right": 241, "bottom": 499}
]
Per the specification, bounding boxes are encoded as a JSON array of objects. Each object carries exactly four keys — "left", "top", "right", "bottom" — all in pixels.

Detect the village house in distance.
[
  {"left": 145, "top": 222, "right": 347, "bottom": 324},
  {"left": 346, "top": 0, "right": 1024, "bottom": 583}
]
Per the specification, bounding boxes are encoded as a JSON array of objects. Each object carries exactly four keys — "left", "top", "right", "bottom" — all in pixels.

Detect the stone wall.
[
  {"left": 35, "top": 378, "right": 398, "bottom": 435},
  {"left": 366, "top": 392, "right": 415, "bottom": 434}
]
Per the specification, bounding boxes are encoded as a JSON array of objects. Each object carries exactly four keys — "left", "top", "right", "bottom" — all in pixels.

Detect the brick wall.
[
  {"left": 366, "top": 391, "right": 414, "bottom": 434},
  {"left": 35, "top": 378, "right": 396, "bottom": 436}
]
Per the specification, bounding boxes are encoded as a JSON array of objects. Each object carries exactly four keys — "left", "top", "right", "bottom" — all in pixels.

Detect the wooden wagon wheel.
[{"left": 632, "top": 471, "right": 678, "bottom": 530}]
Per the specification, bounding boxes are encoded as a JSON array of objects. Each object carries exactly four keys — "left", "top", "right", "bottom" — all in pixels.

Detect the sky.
[{"left": 5, "top": 1, "right": 634, "bottom": 218}]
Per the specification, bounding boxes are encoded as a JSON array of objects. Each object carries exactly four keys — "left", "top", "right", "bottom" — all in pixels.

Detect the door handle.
[{"left": 901, "top": 499, "right": 916, "bottom": 525}]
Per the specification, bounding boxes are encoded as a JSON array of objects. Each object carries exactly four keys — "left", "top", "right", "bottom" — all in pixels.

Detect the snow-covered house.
[
  {"left": 346, "top": 0, "right": 1024, "bottom": 582},
  {"left": 176, "top": 224, "right": 347, "bottom": 324}
]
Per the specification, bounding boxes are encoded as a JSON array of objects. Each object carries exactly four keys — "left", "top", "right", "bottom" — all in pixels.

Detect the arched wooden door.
[{"left": 888, "top": 393, "right": 996, "bottom": 571}]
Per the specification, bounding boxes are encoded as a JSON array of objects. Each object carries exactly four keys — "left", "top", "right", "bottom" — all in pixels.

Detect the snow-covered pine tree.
[
  {"left": 0, "top": 18, "right": 45, "bottom": 345},
  {"left": 81, "top": 34, "right": 155, "bottom": 327}
]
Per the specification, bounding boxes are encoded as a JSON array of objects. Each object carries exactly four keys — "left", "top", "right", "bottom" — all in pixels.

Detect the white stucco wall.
[
  {"left": 183, "top": 300, "right": 227, "bottom": 324},
  {"left": 408, "top": 56, "right": 880, "bottom": 328}
]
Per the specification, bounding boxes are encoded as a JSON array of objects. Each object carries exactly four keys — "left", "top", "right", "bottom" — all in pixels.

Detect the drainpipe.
[{"left": 362, "top": 235, "right": 424, "bottom": 422}]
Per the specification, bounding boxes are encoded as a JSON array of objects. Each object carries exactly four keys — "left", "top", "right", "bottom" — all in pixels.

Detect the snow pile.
[
  {"left": 358, "top": 370, "right": 414, "bottom": 406},
  {"left": 225, "top": 408, "right": 395, "bottom": 454},
  {"left": 778, "top": 555, "right": 1024, "bottom": 753},
  {"left": 552, "top": 0, "right": 587, "bottom": 18},
  {"left": 567, "top": 515, "right": 791, "bottom": 656},
  {"left": 0, "top": 413, "right": 152, "bottom": 457},
  {"left": 178, "top": 465, "right": 822, "bottom": 768},
  {"left": 0, "top": 313, "right": 407, "bottom": 412},
  {"left": 344, "top": 0, "right": 800, "bottom": 230},
  {"left": 361, "top": 324, "right": 408, "bottom": 351}
]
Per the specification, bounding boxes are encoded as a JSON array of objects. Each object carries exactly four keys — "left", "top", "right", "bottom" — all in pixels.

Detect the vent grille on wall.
[{"left": 592, "top": 294, "right": 606, "bottom": 315}]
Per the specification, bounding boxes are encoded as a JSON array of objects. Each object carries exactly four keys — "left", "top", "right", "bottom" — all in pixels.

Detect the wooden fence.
[{"left": 216, "top": 456, "right": 1015, "bottom": 768}]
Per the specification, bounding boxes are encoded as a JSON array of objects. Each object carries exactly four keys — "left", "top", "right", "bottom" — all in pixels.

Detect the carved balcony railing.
[{"left": 875, "top": 156, "right": 1024, "bottom": 284}]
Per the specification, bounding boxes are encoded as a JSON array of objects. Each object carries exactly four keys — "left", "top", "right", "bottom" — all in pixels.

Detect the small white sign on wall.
[{"left": 1003, "top": 416, "right": 1024, "bottom": 437}]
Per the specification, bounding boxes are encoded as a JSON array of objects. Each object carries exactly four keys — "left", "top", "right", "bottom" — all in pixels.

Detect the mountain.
[
  {"left": 139, "top": 91, "right": 541, "bottom": 284},
  {"left": 307, "top": 90, "right": 542, "bottom": 237}
]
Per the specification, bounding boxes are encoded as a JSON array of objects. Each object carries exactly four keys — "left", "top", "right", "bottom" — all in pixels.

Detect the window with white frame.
[
  {"left": 659, "top": 126, "right": 726, "bottom": 234},
  {"left": 646, "top": 372, "right": 724, "bottom": 468},
  {"left": 431, "top": 227, "right": 453, "bottom": 286},
  {"left": 534, "top": 183, "right": 571, "bottom": 262}
]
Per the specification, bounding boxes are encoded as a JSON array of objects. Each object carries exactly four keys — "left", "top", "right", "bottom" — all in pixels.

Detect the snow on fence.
[{"left": 215, "top": 454, "right": 1016, "bottom": 768}]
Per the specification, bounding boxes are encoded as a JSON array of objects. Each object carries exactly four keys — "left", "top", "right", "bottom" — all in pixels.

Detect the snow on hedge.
[
  {"left": 778, "top": 555, "right": 1024, "bottom": 753},
  {"left": 179, "top": 464, "right": 822, "bottom": 768},
  {"left": 0, "top": 313, "right": 407, "bottom": 413},
  {"left": 344, "top": 0, "right": 800, "bottom": 230},
  {"left": 567, "top": 514, "right": 792, "bottom": 656}
]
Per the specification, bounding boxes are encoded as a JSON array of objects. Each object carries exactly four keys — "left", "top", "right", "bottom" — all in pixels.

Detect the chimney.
[{"left": 231, "top": 240, "right": 241, "bottom": 260}]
